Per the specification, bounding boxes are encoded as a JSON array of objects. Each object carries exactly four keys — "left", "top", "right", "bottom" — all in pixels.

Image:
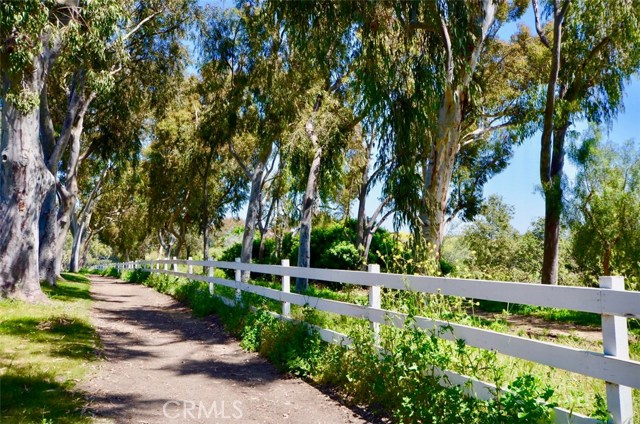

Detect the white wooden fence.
[{"left": 102, "top": 258, "right": 640, "bottom": 424}]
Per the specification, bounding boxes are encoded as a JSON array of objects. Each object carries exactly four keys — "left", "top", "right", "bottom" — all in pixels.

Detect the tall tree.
[
  {"left": 0, "top": 0, "right": 122, "bottom": 300},
  {"left": 200, "top": 5, "right": 294, "bottom": 281},
  {"left": 38, "top": 0, "right": 193, "bottom": 284},
  {"left": 533, "top": 0, "right": 640, "bottom": 284},
  {"left": 569, "top": 129, "right": 640, "bottom": 283}
]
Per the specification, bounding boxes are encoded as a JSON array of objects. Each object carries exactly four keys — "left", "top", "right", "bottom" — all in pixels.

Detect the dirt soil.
[{"left": 81, "top": 276, "right": 370, "bottom": 424}]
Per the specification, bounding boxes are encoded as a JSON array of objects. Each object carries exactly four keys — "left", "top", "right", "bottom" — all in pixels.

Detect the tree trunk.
[
  {"left": 296, "top": 116, "right": 323, "bottom": 292},
  {"left": 38, "top": 188, "right": 59, "bottom": 285},
  {"left": 68, "top": 162, "right": 107, "bottom": 273},
  {"left": 420, "top": 87, "right": 462, "bottom": 258},
  {"left": 79, "top": 230, "right": 94, "bottom": 269},
  {"left": 201, "top": 149, "right": 214, "bottom": 273},
  {"left": 258, "top": 230, "right": 267, "bottom": 260},
  {"left": 602, "top": 245, "right": 612, "bottom": 276},
  {"left": 55, "top": 119, "right": 85, "bottom": 273},
  {"left": 539, "top": 3, "right": 566, "bottom": 285},
  {"left": 240, "top": 162, "right": 266, "bottom": 282},
  {"left": 69, "top": 215, "right": 84, "bottom": 273},
  {"left": 39, "top": 72, "right": 93, "bottom": 279},
  {"left": 541, "top": 122, "right": 568, "bottom": 285},
  {"left": 0, "top": 67, "right": 55, "bottom": 302},
  {"left": 356, "top": 159, "right": 369, "bottom": 251}
]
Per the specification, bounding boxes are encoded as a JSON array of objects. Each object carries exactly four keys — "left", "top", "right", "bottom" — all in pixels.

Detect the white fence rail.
[{"left": 100, "top": 259, "right": 639, "bottom": 424}]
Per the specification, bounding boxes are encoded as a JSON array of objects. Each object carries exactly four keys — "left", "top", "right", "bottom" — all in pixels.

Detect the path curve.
[{"left": 82, "top": 276, "right": 368, "bottom": 424}]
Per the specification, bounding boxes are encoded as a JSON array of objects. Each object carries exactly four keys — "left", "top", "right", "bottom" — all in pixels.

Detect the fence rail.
[{"left": 99, "top": 258, "right": 639, "bottom": 424}]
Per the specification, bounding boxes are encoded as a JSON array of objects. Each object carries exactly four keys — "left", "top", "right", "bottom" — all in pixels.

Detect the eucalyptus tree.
[
  {"left": 37, "top": 0, "right": 194, "bottom": 285},
  {"left": 0, "top": 0, "right": 125, "bottom": 300},
  {"left": 68, "top": 160, "right": 111, "bottom": 272},
  {"left": 94, "top": 161, "right": 150, "bottom": 261},
  {"left": 274, "top": 1, "right": 534, "bottom": 270},
  {"left": 350, "top": 123, "right": 393, "bottom": 265},
  {"left": 147, "top": 77, "right": 246, "bottom": 262},
  {"left": 272, "top": 2, "right": 368, "bottom": 291},
  {"left": 368, "top": 1, "right": 534, "bottom": 259},
  {"left": 199, "top": 5, "right": 294, "bottom": 280},
  {"left": 569, "top": 129, "right": 640, "bottom": 284},
  {"left": 532, "top": 0, "right": 640, "bottom": 284}
]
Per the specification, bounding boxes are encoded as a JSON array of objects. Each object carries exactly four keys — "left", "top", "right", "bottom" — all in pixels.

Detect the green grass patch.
[
  {"left": 59, "top": 272, "right": 91, "bottom": 283},
  {"left": 476, "top": 300, "right": 601, "bottom": 327},
  {"left": 0, "top": 276, "right": 98, "bottom": 423}
]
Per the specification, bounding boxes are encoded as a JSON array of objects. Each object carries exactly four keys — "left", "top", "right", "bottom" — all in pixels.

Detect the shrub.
[
  {"left": 218, "top": 219, "right": 399, "bottom": 275},
  {"left": 319, "top": 240, "right": 362, "bottom": 271},
  {"left": 100, "top": 267, "right": 121, "bottom": 278},
  {"left": 121, "top": 269, "right": 150, "bottom": 284}
]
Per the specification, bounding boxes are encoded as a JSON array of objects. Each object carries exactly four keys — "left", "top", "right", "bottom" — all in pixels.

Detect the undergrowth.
[{"left": 124, "top": 270, "right": 572, "bottom": 424}]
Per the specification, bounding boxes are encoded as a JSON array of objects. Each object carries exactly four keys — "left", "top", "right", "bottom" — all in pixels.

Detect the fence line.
[{"left": 101, "top": 259, "right": 638, "bottom": 424}]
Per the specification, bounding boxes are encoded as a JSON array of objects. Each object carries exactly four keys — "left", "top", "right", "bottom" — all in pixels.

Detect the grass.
[
  {"left": 0, "top": 273, "right": 98, "bottom": 424},
  {"left": 475, "top": 299, "right": 611, "bottom": 328}
]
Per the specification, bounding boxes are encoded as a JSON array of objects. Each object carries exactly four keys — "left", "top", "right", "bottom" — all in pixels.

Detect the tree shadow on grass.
[
  {"left": 42, "top": 282, "right": 92, "bottom": 302},
  {"left": 0, "top": 365, "right": 92, "bottom": 424},
  {"left": 0, "top": 317, "right": 98, "bottom": 361}
]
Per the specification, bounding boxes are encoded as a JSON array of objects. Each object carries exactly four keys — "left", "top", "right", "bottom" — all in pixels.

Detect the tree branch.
[
  {"left": 228, "top": 141, "right": 253, "bottom": 179},
  {"left": 532, "top": 0, "right": 551, "bottom": 49},
  {"left": 122, "top": 11, "right": 161, "bottom": 42}
]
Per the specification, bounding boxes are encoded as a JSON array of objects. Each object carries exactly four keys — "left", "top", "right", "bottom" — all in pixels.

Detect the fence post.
[
  {"left": 188, "top": 257, "right": 193, "bottom": 275},
  {"left": 164, "top": 258, "right": 168, "bottom": 271},
  {"left": 208, "top": 257, "right": 215, "bottom": 295},
  {"left": 368, "top": 264, "right": 381, "bottom": 344},
  {"left": 234, "top": 258, "right": 242, "bottom": 303},
  {"left": 281, "top": 259, "right": 290, "bottom": 317},
  {"left": 600, "top": 276, "right": 633, "bottom": 424},
  {"left": 172, "top": 256, "right": 178, "bottom": 272}
]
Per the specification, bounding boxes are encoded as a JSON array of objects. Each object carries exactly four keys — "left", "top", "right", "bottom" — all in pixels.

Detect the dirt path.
[{"left": 81, "top": 276, "right": 369, "bottom": 424}]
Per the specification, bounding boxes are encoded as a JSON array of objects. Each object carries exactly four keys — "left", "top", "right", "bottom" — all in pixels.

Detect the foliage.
[
  {"left": 568, "top": 128, "right": 640, "bottom": 290},
  {"left": 321, "top": 241, "right": 363, "bottom": 271},
  {"left": 485, "top": 375, "right": 556, "bottom": 424},
  {"left": 99, "top": 267, "right": 121, "bottom": 278},
  {"left": 220, "top": 220, "right": 397, "bottom": 275},
  {"left": 121, "top": 269, "right": 150, "bottom": 284},
  {"left": 461, "top": 195, "right": 521, "bottom": 277}
]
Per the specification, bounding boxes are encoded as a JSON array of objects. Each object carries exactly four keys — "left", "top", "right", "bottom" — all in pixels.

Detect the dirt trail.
[{"left": 82, "top": 276, "right": 369, "bottom": 424}]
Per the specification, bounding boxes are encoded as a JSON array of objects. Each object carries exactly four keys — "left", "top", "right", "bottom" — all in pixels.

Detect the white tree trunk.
[
  {"left": 420, "top": 87, "right": 462, "bottom": 256},
  {"left": 296, "top": 116, "right": 323, "bottom": 292},
  {"left": 240, "top": 162, "right": 265, "bottom": 282}
]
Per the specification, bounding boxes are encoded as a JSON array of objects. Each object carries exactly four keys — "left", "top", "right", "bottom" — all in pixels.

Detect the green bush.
[
  {"left": 100, "top": 267, "right": 121, "bottom": 278},
  {"left": 319, "top": 240, "right": 362, "bottom": 270},
  {"left": 121, "top": 268, "right": 150, "bottom": 284},
  {"left": 218, "top": 219, "right": 398, "bottom": 275}
]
